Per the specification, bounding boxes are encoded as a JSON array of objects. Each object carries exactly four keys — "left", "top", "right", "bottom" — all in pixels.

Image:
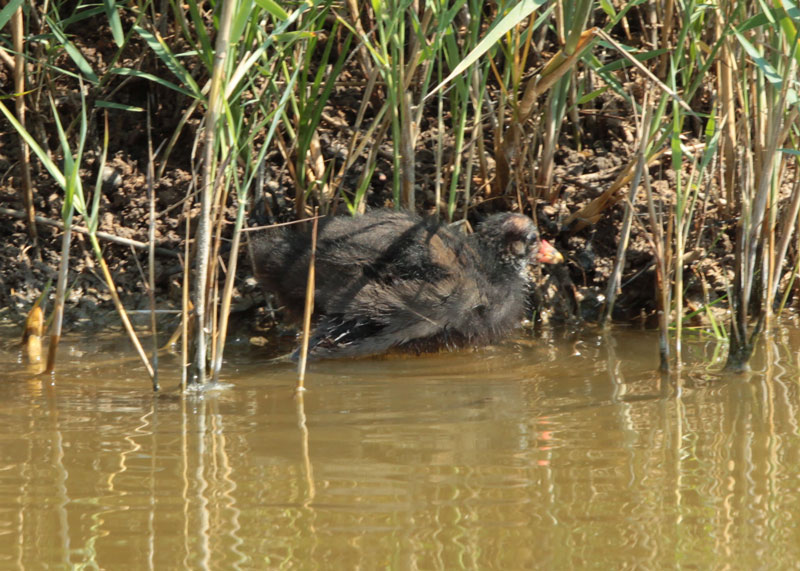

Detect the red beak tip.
[{"left": 537, "top": 239, "right": 564, "bottom": 264}]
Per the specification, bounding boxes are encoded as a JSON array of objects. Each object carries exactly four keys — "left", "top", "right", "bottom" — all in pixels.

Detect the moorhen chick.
[{"left": 250, "top": 210, "right": 562, "bottom": 359}]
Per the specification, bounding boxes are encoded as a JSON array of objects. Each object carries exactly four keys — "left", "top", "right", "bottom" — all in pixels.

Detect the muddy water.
[{"left": 1, "top": 323, "right": 800, "bottom": 569}]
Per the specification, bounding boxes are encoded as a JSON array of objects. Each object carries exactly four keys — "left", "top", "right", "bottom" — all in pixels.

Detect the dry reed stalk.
[
  {"left": 297, "top": 211, "right": 319, "bottom": 391},
  {"left": 564, "top": 146, "right": 669, "bottom": 231},
  {"left": 11, "top": 5, "right": 37, "bottom": 249},
  {"left": 212, "top": 181, "right": 252, "bottom": 383},
  {"left": 181, "top": 237, "right": 191, "bottom": 391},
  {"left": 400, "top": 90, "right": 416, "bottom": 209},
  {"left": 97, "top": 254, "right": 157, "bottom": 379},
  {"left": 44, "top": 209, "right": 74, "bottom": 375},
  {"left": 0, "top": 207, "right": 179, "bottom": 255},
  {"left": 146, "top": 108, "right": 160, "bottom": 391},
  {"left": 717, "top": 19, "right": 737, "bottom": 214},
  {"left": 656, "top": 0, "right": 675, "bottom": 80},
  {"left": 206, "top": 151, "right": 235, "bottom": 370}
]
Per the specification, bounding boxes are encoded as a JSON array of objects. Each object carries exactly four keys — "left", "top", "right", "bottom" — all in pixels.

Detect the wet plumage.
[{"left": 250, "top": 210, "right": 561, "bottom": 359}]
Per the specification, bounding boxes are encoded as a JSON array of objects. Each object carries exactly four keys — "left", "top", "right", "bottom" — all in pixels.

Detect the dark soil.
[{"left": 0, "top": 129, "right": 737, "bottom": 340}]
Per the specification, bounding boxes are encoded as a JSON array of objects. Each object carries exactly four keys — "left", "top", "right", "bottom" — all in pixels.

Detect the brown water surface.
[{"left": 1, "top": 323, "right": 800, "bottom": 569}]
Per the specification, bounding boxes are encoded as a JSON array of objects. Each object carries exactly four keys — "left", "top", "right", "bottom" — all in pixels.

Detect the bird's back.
[{"left": 250, "top": 211, "right": 454, "bottom": 317}]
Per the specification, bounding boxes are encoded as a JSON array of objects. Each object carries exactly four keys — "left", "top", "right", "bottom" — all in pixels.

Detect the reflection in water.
[{"left": 1, "top": 325, "right": 800, "bottom": 568}]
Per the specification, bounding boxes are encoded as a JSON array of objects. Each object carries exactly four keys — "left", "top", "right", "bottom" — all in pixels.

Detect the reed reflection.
[{"left": 0, "top": 327, "right": 799, "bottom": 568}]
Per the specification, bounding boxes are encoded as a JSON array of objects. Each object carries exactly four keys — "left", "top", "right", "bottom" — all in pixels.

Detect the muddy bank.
[{"left": 0, "top": 134, "right": 739, "bottom": 339}]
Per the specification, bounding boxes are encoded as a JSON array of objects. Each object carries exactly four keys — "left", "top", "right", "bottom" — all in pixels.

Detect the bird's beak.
[{"left": 536, "top": 239, "right": 564, "bottom": 264}]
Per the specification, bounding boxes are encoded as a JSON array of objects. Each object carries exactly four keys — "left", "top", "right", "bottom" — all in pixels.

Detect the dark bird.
[{"left": 250, "top": 209, "right": 563, "bottom": 359}]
